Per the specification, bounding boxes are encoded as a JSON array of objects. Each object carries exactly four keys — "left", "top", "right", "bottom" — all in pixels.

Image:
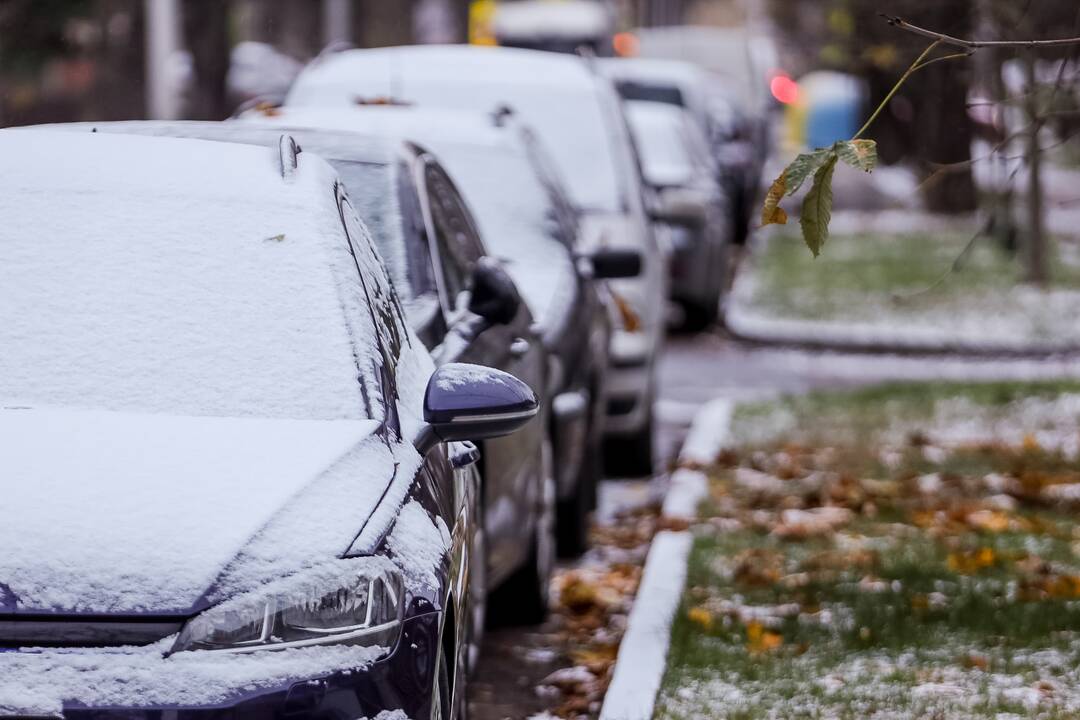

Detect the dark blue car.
[{"left": 0, "top": 130, "right": 537, "bottom": 719}]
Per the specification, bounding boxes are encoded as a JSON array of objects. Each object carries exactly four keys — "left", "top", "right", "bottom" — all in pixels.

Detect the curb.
[
  {"left": 662, "top": 398, "right": 733, "bottom": 521},
  {"left": 599, "top": 398, "right": 733, "bottom": 720},
  {"left": 724, "top": 307, "right": 1080, "bottom": 360},
  {"left": 598, "top": 531, "right": 692, "bottom": 720}
]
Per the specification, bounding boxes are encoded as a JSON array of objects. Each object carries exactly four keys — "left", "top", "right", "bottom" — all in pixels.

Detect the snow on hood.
[{"left": 0, "top": 406, "right": 382, "bottom": 613}]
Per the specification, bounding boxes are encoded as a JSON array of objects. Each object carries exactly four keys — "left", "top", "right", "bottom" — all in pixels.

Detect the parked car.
[
  {"left": 601, "top": 56, "right": 762, "bottom": 244},
  {"left": 285, "top": 44, "right": 666, "bottom": 475},
  {"left": 622, "top": 99, "right": 734, "bottom": 329},
  {"left": 0, "top": 130, "right": 538, "bottom": 720},
  {"left": 52, "top": 119, "right": 558, "bottom": 635},
  {"left": 241, "top": 105, "right": 636, "bottom": 555}
]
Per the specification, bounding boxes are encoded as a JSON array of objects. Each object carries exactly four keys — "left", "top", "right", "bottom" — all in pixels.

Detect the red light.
[
  {"left": 770, "top": 74, "right": 799, "bottom": 105},
  {"left": 613, "top": 32, "right": 639, "bottom": 57}
]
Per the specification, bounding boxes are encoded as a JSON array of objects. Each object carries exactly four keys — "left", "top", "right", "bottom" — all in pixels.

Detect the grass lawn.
[
  {"left": 730, "top": 230, "right": 1080, "bottom": 348},
  {"left": 656, "top": 381, "right": 1080, "bottom": 719}
]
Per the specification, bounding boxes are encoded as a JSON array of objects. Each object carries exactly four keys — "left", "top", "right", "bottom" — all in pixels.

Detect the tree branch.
[{"left": 882, "top": 14, "right": 1080, "bottom": 49}]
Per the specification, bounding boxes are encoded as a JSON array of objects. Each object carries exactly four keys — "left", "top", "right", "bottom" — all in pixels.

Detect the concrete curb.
[
  {"left": 599, "top": 398, "right": 734, "bottom": 720},
  {"left": 598, "top": 531, "right": 692, "bottom": 720},
  {"left": 662, "top": 398, "right": 733, "bottom": 521},
  {"left": 724, "top": 306, "right": 1080, "bottom": 360}
]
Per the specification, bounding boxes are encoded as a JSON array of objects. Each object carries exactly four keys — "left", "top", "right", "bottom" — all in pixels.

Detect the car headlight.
[{"left": 171, "top": 559, "right": 404, "bottom": 654}]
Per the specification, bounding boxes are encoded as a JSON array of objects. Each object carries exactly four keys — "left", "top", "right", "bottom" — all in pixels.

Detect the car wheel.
[
  {"left": 556, "top": 443, "right": 594, "bottom": 557},
  {"left": 605, "top": 390, "right": 656, "bottom": 478},
  {"left": 489, "top": 442, "right": 555, "bottom": 625},
  {"left": 680, "top": 298, "right": 719, "bottom": 332}
]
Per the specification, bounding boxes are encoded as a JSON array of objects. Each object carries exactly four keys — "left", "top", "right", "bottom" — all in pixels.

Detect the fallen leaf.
[
  {"left": 746, "top": 621, "right": 783, "bottom": 653},
  {"left": 687, "top": 606, "right": 714, "bottom": 631}
]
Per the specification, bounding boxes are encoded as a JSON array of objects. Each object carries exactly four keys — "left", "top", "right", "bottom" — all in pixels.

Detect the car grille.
[{"left": 0, "top": 615, "right": 185, "bottom": 648}]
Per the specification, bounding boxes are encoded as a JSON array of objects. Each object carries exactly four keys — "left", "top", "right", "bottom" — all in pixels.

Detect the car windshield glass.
[
  {"left": 0, "top": 153, "right": 373, "bottom": 421},
  {"left": 626, "top": 104, "right": 694, "bottom": 187},
  {"left": 616, "top": 80, "right": 685, "bottom": 107},
  {"left": 330, "top": 159, "right": 438, "bottom": 304}
]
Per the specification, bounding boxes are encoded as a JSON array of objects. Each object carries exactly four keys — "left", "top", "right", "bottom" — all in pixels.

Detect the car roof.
[
  {"left": 247, "top": 105, "right": 524, "bottom": 156},
  {"left": 41, "top": 119, "right": 399, "bottom": 165},
  {"left": 290, "top": 44, "right": 599, "bottom": 100}
]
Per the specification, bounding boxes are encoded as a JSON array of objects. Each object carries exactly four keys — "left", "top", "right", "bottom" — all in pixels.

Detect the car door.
[{"left": 415, "top": 155, "right": 547, "bottom": 586}]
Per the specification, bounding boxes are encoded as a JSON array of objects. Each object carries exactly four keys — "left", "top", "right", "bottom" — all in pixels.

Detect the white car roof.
[{"left": 286, "top": 45, "right": 635, "bottom": 214}]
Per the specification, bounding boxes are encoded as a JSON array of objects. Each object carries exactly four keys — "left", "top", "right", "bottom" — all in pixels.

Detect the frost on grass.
[
  {"left": 657, "top": 381, "right": 1080, "bottom": 719},
  {"left": 727, "top": 229, "right": 1080, "bottom": 351}
]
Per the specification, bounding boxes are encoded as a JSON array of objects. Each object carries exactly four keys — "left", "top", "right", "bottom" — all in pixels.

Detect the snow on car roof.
[
  {"left": 286, "top": 45, "right": 631, "bottom": 214},
  {"left": 0, "top": 129, "right": 383, "bottom": 421},
  {"left": 253, "top": 106, "right": 579, "bottom": 336}
]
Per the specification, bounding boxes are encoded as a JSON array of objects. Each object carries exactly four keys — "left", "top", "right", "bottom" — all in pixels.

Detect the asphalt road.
[{"left": 468, "top": 329, "right": 1080, "bottom": 719}]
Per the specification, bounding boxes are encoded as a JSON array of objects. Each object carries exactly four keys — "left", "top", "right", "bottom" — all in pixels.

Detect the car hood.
[{"left": 0, "top": 406, "right": 388, "bottom": 615}]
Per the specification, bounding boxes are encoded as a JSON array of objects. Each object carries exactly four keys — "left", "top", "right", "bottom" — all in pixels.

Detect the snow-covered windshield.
[
  {"left": 0, "top": 132, "right": 377, "bottom": 421},
  {"left": 625, "top": 101, "right": 695, "bottom": 188}
]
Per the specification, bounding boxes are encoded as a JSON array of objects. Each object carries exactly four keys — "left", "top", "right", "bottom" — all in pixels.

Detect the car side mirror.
[
  {"left": 468, "top": 257, "right": 521, "bottom": 326},
  {"left": 588, "top": 248, "right": 642, "bottom": 279},
  {"left": 421, "top": 363, "right": 539, "bottom": 446},
  {"left": 649, "top": 187, "right": 708, "bottom": 228}
]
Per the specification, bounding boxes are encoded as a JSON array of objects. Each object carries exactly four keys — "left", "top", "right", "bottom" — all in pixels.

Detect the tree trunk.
[
  {"left": 181, "top": 0, "right": 230, "bottom": 119},
  {"left": 1023, "top": 50, "right": 1049, "bottom": 286}
]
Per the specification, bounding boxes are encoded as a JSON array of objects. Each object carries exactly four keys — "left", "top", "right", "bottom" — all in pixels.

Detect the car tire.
[
  {"left": 489, "top": 445, "right": 555, "bottom": 626},
  {"left": 605, "top": 392, "right": 656, "bottom": 478},
  {"left": 681, "top": 298, "right": 718, "bottom": 332}
]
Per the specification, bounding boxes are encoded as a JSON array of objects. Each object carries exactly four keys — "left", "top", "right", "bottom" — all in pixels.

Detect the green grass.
[
  {"left": 736, "top": 231, "right": 1080, "bottom": 347},
  {"left": 655, "top": 381, "right": 1080, "bottom": 719}
]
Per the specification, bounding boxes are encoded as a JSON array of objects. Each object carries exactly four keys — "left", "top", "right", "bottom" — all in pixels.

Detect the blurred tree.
[{"left": 181, "top": 0, "right": 230, "bottom": 119}]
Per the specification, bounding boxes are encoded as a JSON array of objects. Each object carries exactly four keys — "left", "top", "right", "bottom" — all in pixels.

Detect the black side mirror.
[
  {"left": 589, "top": 248, "right": 642, "bottom": 279},
  {"left": 649, "top": 187, "right": 709, "bottom": 228},
  {"left": 422, "top": 363, "right": 539, "bottom": 445},
  {"left": 468, "top": 257, "right": 521, "bottom": 326}
]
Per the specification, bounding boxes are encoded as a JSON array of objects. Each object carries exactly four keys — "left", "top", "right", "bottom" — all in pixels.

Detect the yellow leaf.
[
  {"left": 761, "top": 171, "right": 789, "bottom": 227},
  {"left": 948, "top": 547, "right": 997, "bottom": 574},
  {"left": 610, "top": 291, "right": 641, "bottom": 333},
  {"left": 746, "top": 621, "right": 783, "bottom": 653},
  {"left": 1023, "top": 434, "right": 1041, "bottom": 452},
  {"left": 687, "top": 606, "right": 713, "bottom": 631}
]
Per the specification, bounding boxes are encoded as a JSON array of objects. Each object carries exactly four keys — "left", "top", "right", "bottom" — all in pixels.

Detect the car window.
[
  {"left": 420, "top": 161, "right": 484, "bottom": 313},
  {"left": 337, "top": 188, "right": 410, "bottom": 430}
]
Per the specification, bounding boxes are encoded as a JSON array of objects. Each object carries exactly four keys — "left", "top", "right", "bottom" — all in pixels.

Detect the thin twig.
[
  {"left": 892, "top": 220, "right": 991, "bottom": 302},
  {"left": 853, "top": 41, "right": 941, "bottom": 140},
  {"left": 882, "top": 14, "right": 1080, "bottom": 49}
]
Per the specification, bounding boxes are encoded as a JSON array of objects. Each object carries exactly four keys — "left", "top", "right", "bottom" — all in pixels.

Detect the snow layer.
[
  {"left": 0, "top": 130, "right": 375, "bottom": 420},
  {"left": 286, "top": 45, "right": 629, "bottom": 214},
  {"left": 0, "top": 638, "right": 385, "bottom": 715},
  {"left": 248, "top": 106, "right": 580, "bottom": 338},
  {"left": 0, "top": 406, "right": 378, "bottom": 613},
  {"left": 385, "top": 500, "right": 451, "bottom": 594}
]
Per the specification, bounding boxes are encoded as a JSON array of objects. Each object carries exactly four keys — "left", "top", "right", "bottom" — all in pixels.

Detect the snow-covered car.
[
  {"left": 623, "top": 99, "right": 734, "bottom": 329},
  {"left": 45, "top": 120, "right": 558, "bottom": 636},
  {"left": 0, "top": 130, "right": 539, "bottom": 720},
  {"left": 240, "top": 105, "right": 637, "bottom": 554},
  {"left": 601, "top": 56, "right": 764, "bottom": 245},
  {"left": 285, "top": 44, "right": 667, "bottom": 475}
]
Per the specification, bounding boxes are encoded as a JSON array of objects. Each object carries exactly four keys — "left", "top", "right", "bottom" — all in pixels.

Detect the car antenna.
[{"left": 278, "top": 134, "right": 302, "bottom": 180}]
